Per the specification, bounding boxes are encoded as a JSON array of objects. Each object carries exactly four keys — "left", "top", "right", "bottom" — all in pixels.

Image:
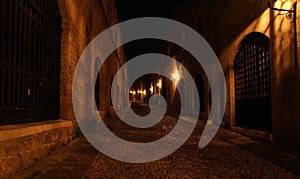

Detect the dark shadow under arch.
[{"left": 195, "top": 74, "right": 205, "bottom": 113}]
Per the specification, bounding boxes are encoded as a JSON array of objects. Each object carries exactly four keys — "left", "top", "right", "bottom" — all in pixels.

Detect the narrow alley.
[{"left": 1, "top": 0, "right": 300, "bottom": 178}]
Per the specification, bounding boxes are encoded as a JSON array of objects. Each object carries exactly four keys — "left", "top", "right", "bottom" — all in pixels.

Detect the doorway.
[{"left": 234, "top": 32, "right": 272, "bottom": 132}]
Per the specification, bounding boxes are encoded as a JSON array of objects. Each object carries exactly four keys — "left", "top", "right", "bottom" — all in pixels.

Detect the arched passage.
[
  {"left": 178, "top": 80, "right": 186, "bottom": 111},
  {"left": 95, "top": 63, "right": 100, "bottom": 110},
  {"left": 195, "top": 74, "right": 205, "bottom": 113},
  {"left": 234, "top": 32, "right": 272, "bottom": 132}
]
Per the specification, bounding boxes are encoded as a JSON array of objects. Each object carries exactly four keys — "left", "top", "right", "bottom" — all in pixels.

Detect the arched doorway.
[
  {"left": 178, "top": 80, "right": 186, "bottom": 112},
  {"left": 95, "top": 58, "right": 101, "bottom": 110},
  {"left": 195, "top": 74, "right": 205, "bottom": 113},
  {"left": 0, "top": 0, "right": 62, "bottom": 125},
  {"left": 234, "top": 32, "right": 272, "bottom": 132},
  {"left": 95, "top": 74, "right": 100, "bottom": 110}
]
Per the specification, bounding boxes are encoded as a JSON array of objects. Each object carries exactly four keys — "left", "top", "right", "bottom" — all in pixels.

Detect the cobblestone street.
[
  {"left": 83, "top": 103, "right": 299, "bottom": 178},
  {"left": 3, "top": 0, "right": 300, "bottom": 178},
  {"left": 13, "top": 102, "right": 300, "bottom": 178}
]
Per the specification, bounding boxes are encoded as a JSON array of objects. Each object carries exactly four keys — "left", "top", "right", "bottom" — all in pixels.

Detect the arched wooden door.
[
  {"left": 0, "top": 0, "right": 62, "bottom": 125},
  {"left": 234, "top": 33, "right": 272, "bottom": 132}
]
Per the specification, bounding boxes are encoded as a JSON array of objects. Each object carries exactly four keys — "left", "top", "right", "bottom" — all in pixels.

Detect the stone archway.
[
  {"left": 195, "top": 74, "right": 205, "bottom": 113},
  {"left": 234, "top": 32, "right": 272, "bottom": 132}
]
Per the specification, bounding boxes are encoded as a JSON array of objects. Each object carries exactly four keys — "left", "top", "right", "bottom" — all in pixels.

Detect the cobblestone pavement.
[{"left": 84, "top": 103, "right": 299, "bottom": 178}]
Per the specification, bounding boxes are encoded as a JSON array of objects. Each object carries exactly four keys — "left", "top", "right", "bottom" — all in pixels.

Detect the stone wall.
[
  {"left": 271, "top": 0, "right": 300, "bottom": 154},
  {"left": 163, "top": 0, "right": 212, "bottom": 119},
  {"left": 0, "top": 120, "right": 74, "bottom": 178},
  {"left": 58, "top": 0, "right": 126, "bottom": 121},
  {"left": 170, "top": 0, "right": 300, "bottom": 155},
  {"left": 0, "top": 0, "right": 126, "bottom": 177},
  {"left": 167, "top": 0, "right": 300, "bottom": 157},
  {"left": 208, "top": 0, "right": 300, "bottom": 155}
]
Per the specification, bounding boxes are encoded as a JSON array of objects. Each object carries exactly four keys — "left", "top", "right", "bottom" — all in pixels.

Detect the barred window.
[
  {"left": 235, "top": 33, "right": 271, "bottom": 100},
  {"left": 0, "top": 0, "right": 62, "bottom": 125}
]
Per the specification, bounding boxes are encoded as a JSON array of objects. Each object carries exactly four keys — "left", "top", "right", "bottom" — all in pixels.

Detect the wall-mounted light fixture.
[
  {"left": 157, "top": 78, "right": 162, "bottom": 89},
  {"left": 150, "top": 84, "right": 153, "bottom": 94},
  {"left": 130, "top": 90, "right": 136, "bottom": 95},
  {"left": 172, "top": 71, "right": 180, "bottom": 86},
  {"left": 149, "top": 84, "right": 154, "bottom": 94},
  {"left": 268, "top": 1, "right": 296, "bottom": 19}
]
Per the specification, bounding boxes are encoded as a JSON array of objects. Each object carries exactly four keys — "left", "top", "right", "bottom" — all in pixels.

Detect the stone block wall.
[
  {"left": 0, "top": 120, "right": 74, "bottom": 178},
  {"left": 58, "top": 0, "right": 126, "bottom": 121},
  {"left": 0, "top": 0, "right": 127, "bottom": 177},
  {"left": 172, "top": 0, "right": 300, "bottom": 155},
  {"left": 207, "top": 0, "right": 300, "bottom": 156}
]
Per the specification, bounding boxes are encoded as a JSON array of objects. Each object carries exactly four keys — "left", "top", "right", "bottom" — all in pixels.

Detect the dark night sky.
[
  {"left": 115, "top": 0, "right": 185, "bottom": 60},
  {"left": 115, "top": 0, "right": 186, "bottom": 87},
  {"left": 116, "top": 0, "right": 182, "bottom": 21}
]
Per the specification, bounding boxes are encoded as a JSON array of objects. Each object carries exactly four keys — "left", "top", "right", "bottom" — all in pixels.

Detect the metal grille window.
[
  {"left": 234, "top": 32, "right": 272, "bottom": 132},
  {"left": 235, "top": 35, "right": 271, "bottom": 100},
  {"left": 0, "top": 0, "right": 62, "bottom": 125}
]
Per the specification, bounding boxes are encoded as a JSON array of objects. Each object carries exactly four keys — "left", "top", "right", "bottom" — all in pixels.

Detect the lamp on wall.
[
  {"left": 150, "top": 84, "right": 154, "bottom": 94},
  {"left": 171, "top": 71, "right": 180, "bottom": 87},
  {"left": 157, "top": 78, "right": 162, "bottom": 89},
  {"left": 172, "top": 71, "right": 180, "bottom": 82},
  {"left": 268, "top": 1, "right": 296, "bottom": 19}
]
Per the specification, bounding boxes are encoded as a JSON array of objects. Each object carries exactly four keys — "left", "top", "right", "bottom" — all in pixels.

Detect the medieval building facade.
[
  {"left": 0, "top": 0, "right": 126, "bottom": 176},
  {"left": 1, "top": 0, "right": 300, "bottom": 177},
  {"left": 165, "top": 0, "right": 300, "bottom": 156}
]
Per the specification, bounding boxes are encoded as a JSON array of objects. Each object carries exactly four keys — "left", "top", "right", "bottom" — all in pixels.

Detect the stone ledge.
[
  {"left": 0, "top": 120, "right": 75, "bottom": 178},
  {"left": 231, "top": 127, "right": 272, "bottom": 141},
  {"left": 0, "top": 120, "right": 73, "bottom": 142}
]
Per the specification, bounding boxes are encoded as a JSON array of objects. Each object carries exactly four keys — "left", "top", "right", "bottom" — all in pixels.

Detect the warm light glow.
[
  {"left": 274, "top": 0, "right": 293, "bottom": 11},
  {"left": 150, "top": 85, "right": 153, "bottom": 93},
  {"left": 172, "top": 71, "right": 180, "bottom": 83},
  {"left": 157, "top": 79, "right": 162, "bottom": 89},
  {"left": 130, "top": 90, "right": 137, "bottom": 95},
  {"left": 143, "top": 89, "right": 146, "bottom": 95}
]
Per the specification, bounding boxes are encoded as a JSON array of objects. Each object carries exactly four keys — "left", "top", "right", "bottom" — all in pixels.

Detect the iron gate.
[
  {"left": 234, "top": 33, "right": 272, "bottom": 132},
  {"left": 0, "top": 0, "right": 62, "bottom": 125}
]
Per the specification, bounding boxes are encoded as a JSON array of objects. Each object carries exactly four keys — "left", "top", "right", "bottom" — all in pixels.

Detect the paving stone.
[
  {"left": 84, "top": 103, "right": 300, "bottom": 178},
  {"left": 12, "top": 138, "right": 99, "bottom": 179},
  {"left": 13, "top": 103, "right": 300, "bottom": 178}
]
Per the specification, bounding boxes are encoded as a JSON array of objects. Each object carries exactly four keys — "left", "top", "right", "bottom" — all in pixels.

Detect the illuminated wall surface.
[
  {"left": 171, "top": 0, "right": 300, "bottom": 154},
  {"left": 1, "top": 0, "right": 300, "bottom": 177}
]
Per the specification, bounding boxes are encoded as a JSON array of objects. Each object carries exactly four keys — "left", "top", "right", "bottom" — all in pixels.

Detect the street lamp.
[
  {"left": 150, "top": 84, "right": 153, "bottom": 94},
  {"left": 157, "top": 78, "right": 162, "bottom": 89},
  {"left": 172, "top": 71, "right": 180, "bottom": 85}
]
